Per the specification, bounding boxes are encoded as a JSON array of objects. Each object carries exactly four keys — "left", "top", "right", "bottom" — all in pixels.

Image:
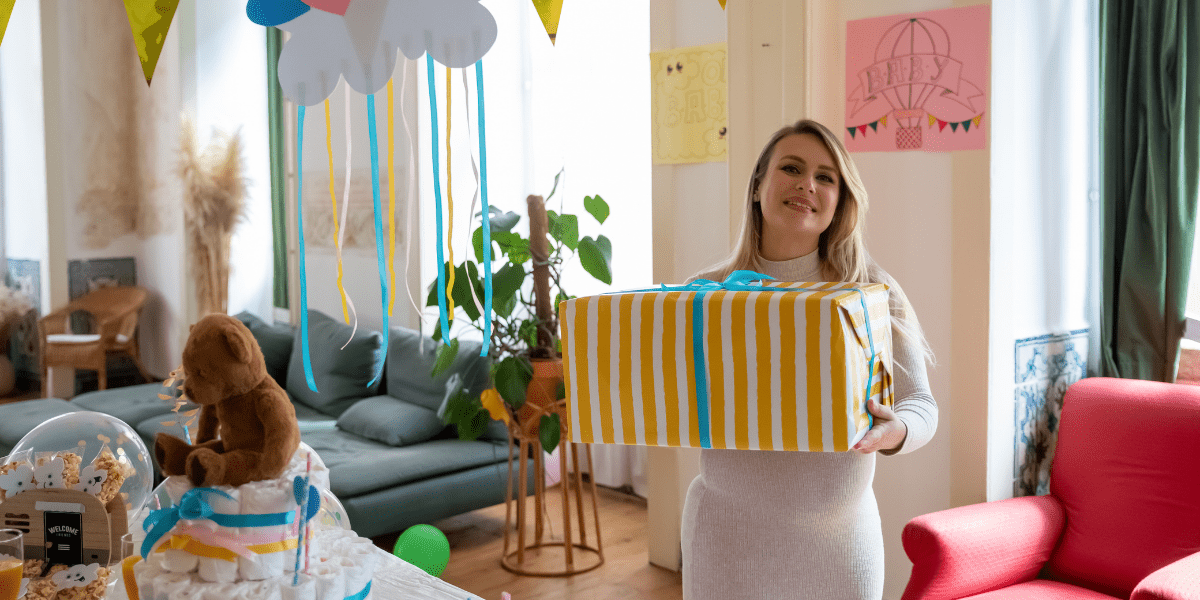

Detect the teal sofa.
[{"left": 0, "top": 310, "right": 533, "bottom": 539}]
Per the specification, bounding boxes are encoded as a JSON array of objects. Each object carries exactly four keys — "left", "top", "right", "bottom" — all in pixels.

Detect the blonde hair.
[{"left": 702, "top": 119, "right": 934, "bottom": 365}]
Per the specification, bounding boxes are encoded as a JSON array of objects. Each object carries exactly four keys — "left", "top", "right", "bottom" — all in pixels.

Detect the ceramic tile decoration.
[{"left": 1013, "top": 329, "right": 1088, "bottom": 497}]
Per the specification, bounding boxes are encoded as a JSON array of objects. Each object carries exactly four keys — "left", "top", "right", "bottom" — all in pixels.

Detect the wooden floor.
[{"left": 373, "top": 485, "right": 683, "bottom": 600}]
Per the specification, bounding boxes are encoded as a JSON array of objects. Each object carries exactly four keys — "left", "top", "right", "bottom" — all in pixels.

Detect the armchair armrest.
[
  {"left": 900, "top": 494, "right": 1065, "bottom": 600},
  {"left": 1131, "top": 551, "right": 1200, "bottom": 600}
]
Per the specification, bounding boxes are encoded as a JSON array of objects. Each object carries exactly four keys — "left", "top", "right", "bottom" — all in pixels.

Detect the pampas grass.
[{"left": 179, "top": 118, "right": 247, "bottom": 316}]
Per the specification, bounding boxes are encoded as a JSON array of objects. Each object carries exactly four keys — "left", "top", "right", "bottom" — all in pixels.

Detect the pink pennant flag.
[{"left": 302, "top": 0, "right": 352, "bottom": 16}]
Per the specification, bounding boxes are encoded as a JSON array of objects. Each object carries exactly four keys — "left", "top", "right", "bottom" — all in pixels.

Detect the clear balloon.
[
  {"left": 9, "top": 412, "right": 154, "bottom": 519},
  {"left": 314, "top": 488, "right": 351, "bottom": 531}
]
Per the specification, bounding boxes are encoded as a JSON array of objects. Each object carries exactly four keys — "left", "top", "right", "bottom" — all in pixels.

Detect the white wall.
[
  {"left": 0, "top": 0, "right": 49, "bottom": 310},
  {"left": 987, "top": 0, "right": 1093, "bottom": 500}
]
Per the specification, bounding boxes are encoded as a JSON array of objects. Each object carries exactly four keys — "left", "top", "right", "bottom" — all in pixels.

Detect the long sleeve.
[{"left": 879, "top": 327, "right": 938, "bottom": 456}]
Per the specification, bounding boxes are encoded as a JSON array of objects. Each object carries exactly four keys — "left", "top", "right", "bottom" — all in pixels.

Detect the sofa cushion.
[
  {"left": 71, "top": 382, "right": 181, "bottom": 427},
  {"left": 235, "top": 311, "right": 294, "bottom": 388},
  {"left": 287, "top": 310, "right": 383, "bottom": 417},
  {"left": 0, "top": 398, "right": 82, "bottom": 451},
  {"left": 336, "top": 396, "right": 444, "bottom": 447},
  {"left": 386, "top": 327, "right": 491, "bottom": 413},
  {"left": 301, "top": 429, "right": 507, "bottom": 497},
  {"left": 288, "top": 396, "right": 339, "bottom": 433}
]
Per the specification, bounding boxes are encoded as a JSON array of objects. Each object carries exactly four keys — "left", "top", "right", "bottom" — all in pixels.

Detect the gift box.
[{"left": 558, "top": 272, "right": 893, "bottom": 452}]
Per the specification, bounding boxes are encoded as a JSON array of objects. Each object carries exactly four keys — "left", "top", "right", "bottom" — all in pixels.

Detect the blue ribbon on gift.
[
  {"left": 344, "top": 581, "right": 371, "bottom": 600},
  {"left": 141, "top": 486, "right": 311, "bottom": 559},
  {"left": 622, "top": 270, "right": 878, "bottom": 449}
]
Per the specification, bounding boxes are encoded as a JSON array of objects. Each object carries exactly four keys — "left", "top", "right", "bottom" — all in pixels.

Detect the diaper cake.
[{"left": 124, "top": 313, "right": 382, "bottom": 600}]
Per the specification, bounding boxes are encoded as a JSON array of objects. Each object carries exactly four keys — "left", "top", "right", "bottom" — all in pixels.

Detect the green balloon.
[{"left": 392, "top": 524, "right": 451, "bottom": 577}]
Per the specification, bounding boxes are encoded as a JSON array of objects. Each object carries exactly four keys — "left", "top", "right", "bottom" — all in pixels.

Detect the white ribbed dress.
[{"left": 681, "top": 251, "right": 938, "bottom": 600}]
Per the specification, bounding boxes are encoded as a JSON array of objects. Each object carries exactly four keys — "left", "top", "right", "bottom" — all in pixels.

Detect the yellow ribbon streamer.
[
  {"left": 155, "top": 534, "right": 298, "bottom": 563},
  {"left": 445, "top": 67, "right": 455, "bottom": 317},
  {"left": 387, "top": 79, "right": 397, "bottom": 315},
  {"left": 326, "top": 100, "right": 351, "bottom": 323}
]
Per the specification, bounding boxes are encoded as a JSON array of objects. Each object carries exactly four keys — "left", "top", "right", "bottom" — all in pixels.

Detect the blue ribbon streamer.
[
  {"left": 476, "top": 59, "right": 492, "bottom": 357},
  {"left": 344, "top": 581, "right": 371, "bottom": 600},
  {"left": 641, "top": 271, "right": 878, "bottom": 448},
  {"left": 297, "top": 105, "right": 318, "bottom": 392},
  {"left": 366, "top": 94, "right": 389, "bottom": 386},
  {"left": 141, "top": 487, "right": 301, "bottom": 559},
  {"left": 427, "top": 55, "right": 450, "bottom": 343}
]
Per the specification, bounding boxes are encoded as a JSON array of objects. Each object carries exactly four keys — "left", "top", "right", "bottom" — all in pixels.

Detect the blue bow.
[{"left": 141, "top": 487, "right": 298, "bottom": 559}]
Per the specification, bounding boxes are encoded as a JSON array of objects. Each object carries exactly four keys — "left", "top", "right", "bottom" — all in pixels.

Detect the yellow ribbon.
[
  {"left": 445, "top": 67, "right": 455, "bottom": 317},
  {"left": 387, "top": 79, "right": 397, "bottom": 316},
  {"left": 326, "top": 100, "right": 350, "bottom": 323},
  {"left": 155, "top": 534, "right": 298, "bottom": 562},
  {"left": 122, "top": 555, "right": 141, "bottom": 600}
]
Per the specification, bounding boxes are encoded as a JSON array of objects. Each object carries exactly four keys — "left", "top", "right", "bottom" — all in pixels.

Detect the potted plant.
[{"left": 427, "top": 175, "right": 613, "bottom": 453}]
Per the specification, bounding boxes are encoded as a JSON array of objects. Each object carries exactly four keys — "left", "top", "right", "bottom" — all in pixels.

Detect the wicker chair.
[{"left": 38, "top": 286, "right": 151, "bottom": 393}]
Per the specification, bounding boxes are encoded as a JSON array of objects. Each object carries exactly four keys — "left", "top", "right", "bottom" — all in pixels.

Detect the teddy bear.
[{"left": 154, "top": 313, "right": 300, "bottom": 487}]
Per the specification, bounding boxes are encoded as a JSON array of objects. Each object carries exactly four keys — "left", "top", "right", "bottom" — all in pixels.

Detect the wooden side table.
[{"left": 501, "top": 399, "right": 604, "bottom": 576}]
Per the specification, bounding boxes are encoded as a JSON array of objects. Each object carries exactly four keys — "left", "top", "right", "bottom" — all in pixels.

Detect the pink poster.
[{"left": 844, "top": 5, "right": 989, "bottom": 153}]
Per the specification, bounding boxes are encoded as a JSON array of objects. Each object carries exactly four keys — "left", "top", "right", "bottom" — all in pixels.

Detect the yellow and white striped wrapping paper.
[{"left": 559, "top": 281, "right": 893, "bottom": 452}]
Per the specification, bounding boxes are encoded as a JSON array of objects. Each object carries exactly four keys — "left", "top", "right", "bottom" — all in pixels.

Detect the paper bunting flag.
[
  {"left": 123, "top": 0, "right": 181, "bottom": 85},
  {"left": 0, "top": 0, "right": 14, "bottom": 48},
  {"left": 531, "top": 0, "right": 562, "bottom": 45},
  {"left": 880, "top": 114, "right": 887, "bottom": 127},
  {"left": 973, "top": 114, "right": 982, "bottom": 127},
  {"left": 719, "top": 0, "right": 726, "bottom": 8}
]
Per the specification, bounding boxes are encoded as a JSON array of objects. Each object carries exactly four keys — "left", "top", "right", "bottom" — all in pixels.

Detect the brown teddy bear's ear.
[{"left": 221, "top": 325, "right": 254, "bottom": 364}]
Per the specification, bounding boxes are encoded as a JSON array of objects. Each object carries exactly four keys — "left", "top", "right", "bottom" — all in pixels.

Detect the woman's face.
[{"left": 756, "top": 133, "right": 841, "bottom": 259}]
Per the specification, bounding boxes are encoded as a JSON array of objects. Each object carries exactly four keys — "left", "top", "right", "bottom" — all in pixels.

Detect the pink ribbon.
[{"left": 168, "top": 523, "right": 300, "bottom": 559}]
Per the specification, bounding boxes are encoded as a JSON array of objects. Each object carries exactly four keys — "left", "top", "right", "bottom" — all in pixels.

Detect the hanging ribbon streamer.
[
  {"left": 366, "top": 93, "right": 389, "bottom": 386},
  {"left": 297, "top": 106, "right": 318, "bottom": 392},
  {"left": 458, "top": 68, "right": 485, "bottom": 321},
  {"left": 445, "top": 67, "right": 456, "bottom": 320},
  {"left": 398, "top": 61, "right": 433, "bottom": 347},
  {"left": 387, "top": 79, "right": 398, "bottom": 316},
  {"left": 476, "top": 59, "right": 493, "bottom": 356},
  {"left": 428, "top": 54, "right": 450, "bottom": 342},
  {"left": 337, "top": 84, "right": 360, "bottom": 349},
  {"left": 326, "top": 97, "right": 359, "bottom": 350}
]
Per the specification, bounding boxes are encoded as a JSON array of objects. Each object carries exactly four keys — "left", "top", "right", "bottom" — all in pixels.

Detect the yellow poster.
[
  {"left": 651, "top": 42, "right": 727, "bottom": 165},
  {"left": 123, "top": 0, "right": 181, "bottom": 85}
]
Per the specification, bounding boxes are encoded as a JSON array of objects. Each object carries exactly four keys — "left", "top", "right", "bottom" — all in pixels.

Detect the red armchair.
[{"left": 901, "top": 377, "right": 1200, "bottom": 600}]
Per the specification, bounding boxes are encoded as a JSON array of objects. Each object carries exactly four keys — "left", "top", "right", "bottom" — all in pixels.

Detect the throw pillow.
[
  {"left": 336, "top": 396, "right": 445, "bottom": 447},
  {"left": 386, "top": 326, "right": 491, "bottom": 413},
  {"left": 234, "top": 311, "right": 294, "bottom": 387},
  {"left": 287, "top": 310, "right": 383, "bottom": 417}
]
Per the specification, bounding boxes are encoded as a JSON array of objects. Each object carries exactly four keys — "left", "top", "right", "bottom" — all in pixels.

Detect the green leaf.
[
  {"left": 495, "top": 356, "right": 532, "bottom": 410},
  {"left": 548, "top": 212, "right": 579, "bottom": 250},
  {"left": 458, "top": 408, "right": 490, "bottom": 440},
  {"left": 431, "top": 339, "right": 460, "bottom": 378},
  {"left": 450, "top": 262, "right": 481, "bottom": 323},
  {"left": 578, "top": 236, "right": 613, "bottom": 285},
  {"left": 489, "top": 210, "right": 520, "bottom": 233},
  {"left": 518, "top": 319, "right": 538, "bottom": 349},
  {"left": 492, "top": 262, "right": 525, "bottom": 309},
  {"left": 472, "top": 226, "right": 485, "bottom": 263},
  {"left": 584, "top": 195, "right": 609, "bottom": 224},
  {"left": 555, "top": 380, "right": 566, "bottom": 401},
  {"left": 539, "top": 413, "right": 561, "bottom": 453},
  {"left": 441, "top": 389, "right": 474, "bottom": 425},
  {"left": 546, "top": 168, "right": 563, "bottom": 203},
  {"left": 494, "top": 293, "right": 517, "bottom": 318}
]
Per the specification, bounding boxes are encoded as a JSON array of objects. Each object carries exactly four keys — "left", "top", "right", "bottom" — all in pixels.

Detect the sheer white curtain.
[{"left": 418, "top": 1, "right": 651, "bottom": 497}]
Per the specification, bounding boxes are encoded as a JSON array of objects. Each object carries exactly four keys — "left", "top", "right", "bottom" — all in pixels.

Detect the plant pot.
[{"left": 517, "top": 358, "right": 563, "bottom": 440}]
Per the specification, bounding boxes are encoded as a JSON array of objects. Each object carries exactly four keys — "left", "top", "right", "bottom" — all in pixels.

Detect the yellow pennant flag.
[
  {"left": 531, "top": 0, "right": 563, "bottom": 45},
  {"left": 973, "top": 114, "right": 982, "bottom": 127},
  {"left": 928, "top": 114, "right": 936, "bottom": 126},
  {"left": 0, "top": 0, "right": 15, "bottom": 49},
  {"left": 719, "top": 0, "right": 726, "bottom": 8},
  {"left": 124, "top": 0, "right": 181, "bottom": 85},
  {"left": 880, "top": 114, "right": 887, "bottom": 127}
]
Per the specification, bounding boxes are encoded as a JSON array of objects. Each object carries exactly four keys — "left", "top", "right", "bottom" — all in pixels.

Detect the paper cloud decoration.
[{"left": 273, "top": 0, "right": 497, "bottom": 106}]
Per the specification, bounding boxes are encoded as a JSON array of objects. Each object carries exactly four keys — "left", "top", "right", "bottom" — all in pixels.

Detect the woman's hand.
[{"left": 852, "top": 398, "right": 907, "bottom": 454}]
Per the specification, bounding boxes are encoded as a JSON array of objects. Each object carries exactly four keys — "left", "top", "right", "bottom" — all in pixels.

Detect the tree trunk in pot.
[{"left": 526, "top": 194, "right": 554, "bottom": 357}]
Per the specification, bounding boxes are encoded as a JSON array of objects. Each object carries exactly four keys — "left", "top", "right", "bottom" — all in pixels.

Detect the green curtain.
[
  {"left": 1099, "top": 0, "right": 1200, "bottom": 381},
  {"left": 267, "top": 27, "right": 289, "bottom": 310}
]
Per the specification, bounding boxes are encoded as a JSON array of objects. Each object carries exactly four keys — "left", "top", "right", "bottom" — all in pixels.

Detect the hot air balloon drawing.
[{"left": 845, "top": 7, "right": 988, "bottom": 152}]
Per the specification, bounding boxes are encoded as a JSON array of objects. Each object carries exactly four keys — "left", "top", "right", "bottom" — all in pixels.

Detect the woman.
[{"left": 681, "top": 119, "right": 938, "bottom": 599}]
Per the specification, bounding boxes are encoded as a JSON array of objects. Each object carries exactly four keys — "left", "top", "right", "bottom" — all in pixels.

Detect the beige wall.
[{"left": 648, "top": 1, "right": 989, "bottom": 597}]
